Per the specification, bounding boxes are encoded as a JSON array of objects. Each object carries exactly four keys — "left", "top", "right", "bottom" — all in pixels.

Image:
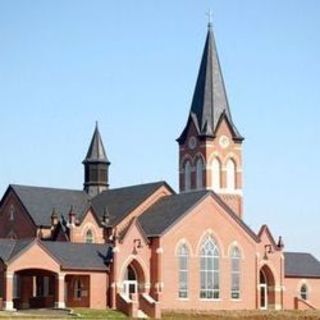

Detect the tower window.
[
  {"left": 196, "top": 158, "right": 204, "bottom": 190},
  {"left": 211, "top": 158, "right": 221, "bottom": 190},
  {"left": 184, "top": 161, "right": 192, "bottom": 191},
  {"left": 226, "top": 159, "right": 236, "bottom": 190}
]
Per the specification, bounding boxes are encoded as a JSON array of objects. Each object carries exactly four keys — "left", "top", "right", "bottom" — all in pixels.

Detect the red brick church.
[{"left": 0, "top": 23, "right": 319, "bottom": 318}]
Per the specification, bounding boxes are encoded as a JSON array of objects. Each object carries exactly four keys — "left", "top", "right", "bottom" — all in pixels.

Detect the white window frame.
[
  {"left": 178, "top": 244, "right": 189, "bottom": 299},
  {"left": 200, "top": 236, "right": 220, "bottom": 300},
  {"left": 230, "top": 247, "right": 241, "bottom": 300}
]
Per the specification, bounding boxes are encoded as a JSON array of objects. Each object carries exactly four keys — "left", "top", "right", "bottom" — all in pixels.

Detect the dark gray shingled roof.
[
  {"left": 139, "top": 190, "right": 209, "bottom": 236},
  {"left": 42, "top": 241, "right": 111, "bottom": 270},
  {"left": 177, "top": 23, "right": 243, "bottom": 143},
  {"left": 0, "top": 239, "right": 34, "bottom": 262},
  {"left": 83, "top": 122, "right": 109, "bottom": 164},
  {"left": 10, "top": 184, "right": 90, "bottom": 227},
  {"left": 92, "top": 181, "right": 172, "bottom": 226},
  {"left": 0, "top": 239, "right": 111, "bottom": 271},
  {"left": 139, "top": 190, "right": 258, "bottom": 241},
  {"left": 284, "top": 252, "right": 320, "bottom": 278}
]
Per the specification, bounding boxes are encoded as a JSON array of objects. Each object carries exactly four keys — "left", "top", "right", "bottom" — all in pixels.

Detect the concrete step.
[{"left": 137, "top": 309, "right": 148, "bottom": 319}]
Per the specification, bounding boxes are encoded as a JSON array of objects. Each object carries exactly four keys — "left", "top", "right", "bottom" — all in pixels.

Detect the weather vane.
[{"left": 206, "top": 9, "right": 213, "bottom": 25}]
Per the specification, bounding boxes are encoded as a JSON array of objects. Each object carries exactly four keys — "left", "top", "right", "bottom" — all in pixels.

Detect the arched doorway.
[
  {"left": 13, "top": 269, "right": 58, "bottom": 309},
  {"left": 122, "top": 260, "right": 145, "bottom": 301},
  {"left": 259, "top": 265, "right": 275, "bottom": 310}
]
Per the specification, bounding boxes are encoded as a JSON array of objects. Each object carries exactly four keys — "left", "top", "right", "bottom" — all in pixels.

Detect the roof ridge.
[
  {"left": 103, "top": 180, "right": 168, "bottom": 192},
  {"left": 10, "top": 184, "right": 85, "bottom": 193}
]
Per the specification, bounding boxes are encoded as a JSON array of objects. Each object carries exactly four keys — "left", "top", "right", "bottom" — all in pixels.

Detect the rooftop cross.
[{"left": 206, "top": 9, "right": 213, "bottom": 26}]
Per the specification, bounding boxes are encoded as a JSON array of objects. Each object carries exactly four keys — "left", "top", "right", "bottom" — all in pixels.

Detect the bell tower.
[
  {"left": 83, "top": 122, "right": 110, "bottom": 198},
  {"left": 177, "top": 23, "right": 244, "bottom": 217}
]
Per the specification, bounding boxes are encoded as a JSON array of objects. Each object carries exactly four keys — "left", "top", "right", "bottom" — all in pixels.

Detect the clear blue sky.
[{"left": 1, "top": 1, "right": 320, "bottom": 257}]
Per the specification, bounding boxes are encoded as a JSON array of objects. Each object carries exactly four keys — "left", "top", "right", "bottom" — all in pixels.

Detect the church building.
[{"left": 0, "top": 23, "right": 320, "bottom": 318}]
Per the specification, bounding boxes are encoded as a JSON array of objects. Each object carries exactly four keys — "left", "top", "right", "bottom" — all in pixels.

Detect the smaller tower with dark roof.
[{"left": 83, "top": 122, "right": 110, "bottom": 197}]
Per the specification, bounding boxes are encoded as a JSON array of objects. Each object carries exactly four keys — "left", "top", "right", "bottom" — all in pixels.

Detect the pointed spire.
[
  {"left": 178, "top": 23, "right": 243, "bottom": 142},
  {"left": 83, "top": 122, "right": 109, "bottom": 164}
]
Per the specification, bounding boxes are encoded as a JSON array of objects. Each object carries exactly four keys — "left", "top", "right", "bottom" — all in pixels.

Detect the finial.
[
  {"left": 95, "top": 120, "right": 98, "bottom": 129},
  {"left": 206, "top": 9, "right": 213, "bottom": 28}
]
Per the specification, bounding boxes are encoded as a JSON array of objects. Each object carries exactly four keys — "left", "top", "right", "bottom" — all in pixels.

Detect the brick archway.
[
  {"left": 259, "top": 265, "right": 276, "bottom": 310},
  {"left": 13, "top": 268, "right": 58, "bottom": 310},
  {"left": 121, "top": 258, "right": 146, "bottom": 299}
]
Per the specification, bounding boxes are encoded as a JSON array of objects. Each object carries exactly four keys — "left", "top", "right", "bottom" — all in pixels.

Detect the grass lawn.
[
  {"left": 162, "top": 310, "right": 320, "bottom": 319},
  {"left": 2, "top": 309, "right": 320, "bottom": 319}
]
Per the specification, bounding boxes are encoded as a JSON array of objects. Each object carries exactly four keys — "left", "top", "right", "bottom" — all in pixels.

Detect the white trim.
[
  {"left": 156, "top": 247, "right": 163, "bottom": 254},
  {"left": 217, "top": 188, "right": 243, "bottom": 196},
  {"left": 54, "top": 301, "right": 66, "bottom": 309},
  {"left": 4, "top": 301, "right": 15, "bottom": 311},
  {"left": 113, "top": 247, "right": 120, "bottom": 253}
]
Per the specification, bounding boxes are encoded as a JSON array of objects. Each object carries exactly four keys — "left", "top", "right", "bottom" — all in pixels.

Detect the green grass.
[
  {"left": 162, "top": 310, "right": 320, "bottom": 320},
  {"left": 73, "top": 308, "right": 126, "bottom": 319},
  {"left": 2, "top": 309, "right": 320, "bottom": 319}
]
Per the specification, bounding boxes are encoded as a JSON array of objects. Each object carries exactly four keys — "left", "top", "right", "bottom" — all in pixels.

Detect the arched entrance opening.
[
  {"left": 259, "top": 265, "right": 275, "bottom": 310},
  {"left": 13, "top": 269, "right": 58, "bottom": 309},
  {"left": 122, "top": 259, "right": 146, "bottom": 301}
]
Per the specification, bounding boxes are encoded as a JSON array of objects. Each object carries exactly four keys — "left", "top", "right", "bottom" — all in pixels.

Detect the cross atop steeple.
[{"left": 206, "top": 9, "right": 213, "bottom": 26}]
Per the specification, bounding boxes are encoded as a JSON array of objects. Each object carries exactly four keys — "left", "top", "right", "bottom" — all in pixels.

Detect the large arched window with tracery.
[
  {"left": 226, "top": 159, "right": 236, "bottom": 190},
  {"left": 211, "top": 158, "right": 221, "bottom": 191},
  {"left": 184, "top": 160, "right": 192, "bottom": 191},
  {"left": 196, "top": 157, "right": 204, "bottom": 190},
  {"left": 178, "top": 243, "right": 189, "bottom": 298},
  {"left": 200, "top": 236, "right": 220, "bottom": 299},
  {"left": 231, "top": 246, "right": 241, "bottom": 299}
]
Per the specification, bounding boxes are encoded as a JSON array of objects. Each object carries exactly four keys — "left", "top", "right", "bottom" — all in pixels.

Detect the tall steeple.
[
  {"left": 177, "top": 23, "right": 243, "bottom": 143},
  {"left": 83, "top": 122, "right": 110, "bottom": 197},
  {"left": 177, "top": 23, "right": 244, "bottom": 218}
]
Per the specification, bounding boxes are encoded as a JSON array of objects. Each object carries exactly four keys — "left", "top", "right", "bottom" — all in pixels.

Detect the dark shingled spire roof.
[
  {"left": 178, "top": 23, "right": 243, "bottom": 143},
  {"left": 83, "top": 122, "right": 109, "bottom": 164}
]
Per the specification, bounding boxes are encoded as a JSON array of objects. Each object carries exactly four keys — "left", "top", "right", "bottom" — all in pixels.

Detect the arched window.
[
  {"left": 184, "top": 161, "right": 192, "bottom": 191},
  {"left": 211, "top": 158, "right": 221, "bottom": 191},
  {"left": 226, "top": 159, "right": 236, "bottom": 190},
  {"left": 231, "top": 246, "right": 241, "bottom": 299},
  {"left": 178, "top": 243, "right": 189, "bottom": 298},
  {"left": 196, "top": 158, "right": 204, "bottom": 190},
  {"left": 85, "top": 229, "right": 94, "bottom": 243},
  {"left": 300, "top": 284, "right": 308, "bottom": 300},
  {"left": 200, "top": 236, "right": 220, "bottom": 299}
]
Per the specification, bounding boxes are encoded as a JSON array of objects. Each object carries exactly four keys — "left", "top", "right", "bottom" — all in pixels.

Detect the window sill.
[
  {"left": 199, "top": 298, "right": 222, "bottom": 302},
  {"left": 178, "top": 298, "right": 189, "bottom": 301},
  {"left": 231, "top": 298, "right": 242, "bottom": 302}
]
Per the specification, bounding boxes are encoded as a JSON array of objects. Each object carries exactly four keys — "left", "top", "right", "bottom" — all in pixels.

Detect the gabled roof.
[
  {"left": 9, "top": 184, "right": 90, "bottom": 227},
  {"left": 177, "top": 24, "right": 243, "bottom": 143},
  {"left": 0, "top": 239, "right": 112, "bottom": 271},
  {"left": 284, "top": 252, "right": 320, "bottom": 278},
  {"left": 92, "top": 181, "right": 174, "bottom": 226},
  {"left": 139, "top": 190, "right": 258, "bottom": 241},
  {"left": 0, "top": 238, "right": 35, "bottom": 262},
  {"left": 83, "top": 122, "right": 109, "bottom": 164}
]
